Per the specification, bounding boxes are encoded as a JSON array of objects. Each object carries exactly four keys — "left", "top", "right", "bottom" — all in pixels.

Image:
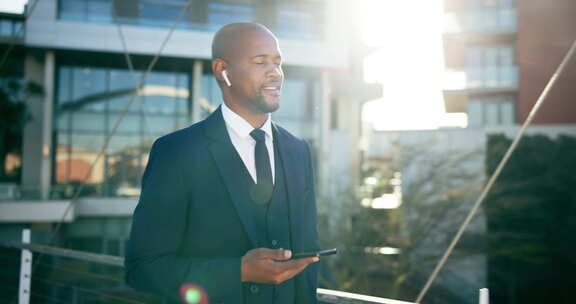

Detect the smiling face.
[{"left": 214, "top": 25, "right": 284, "bottom": 116}]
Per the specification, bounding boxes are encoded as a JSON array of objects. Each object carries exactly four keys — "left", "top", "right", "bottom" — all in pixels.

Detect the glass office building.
[
  {"left": 0, "top": 0, "right": 359, "bottom": 229},
  {"left": 57, "top": 0, "right": 324, "bottom": 39},
  {"left": 52, "top": 54, "right": 320, "bottom": 198},
  {"left": 55, "top": 64, "right": 190, "bottom": 197}
]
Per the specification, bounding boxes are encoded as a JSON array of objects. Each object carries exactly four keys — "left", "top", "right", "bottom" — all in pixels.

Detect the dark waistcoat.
[{"left": 242, "top": 142, "right": 295, "bottom": 304}]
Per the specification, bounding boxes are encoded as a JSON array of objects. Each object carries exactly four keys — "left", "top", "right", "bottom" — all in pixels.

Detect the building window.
[
  {"left": 139, "top": 0, "right": 191, "bottom": 28},
  {"left": 57, "top": 0, "right": 325, "bottom": 38},
  {"left": 208, "top": 1, "right": 255, "bottom": 30},
  {"left": 58, "top": 0, "right": 258, "bottom": 31},
  {"left": 467, "top": 95, "right": 515, "bottom": 127},
  {"left": 56, "top": 0, "right": 325, "bottom": 39},
  {"left": 65, "top": 218, "right": 131, "bottom": 255},
  {"left": 200, "top": 73, "right": 222, "bottom": 119},
  {"left": 59, "top": 0, "right": 113, "bottom": 23},
  {"left": 200, "top": 67, "right": 319, "bottom": 141},
  {"left": 55, "top": 65, "right": 190, "bottom": 198},
  {"left": 271, "top": 68, "right": 319, "bottom": 141},
  {"left": 0, "top": 14, "right": 24, "bottom": 39},
  {"left": 465, "top": 45, "right": 517, "bottom": 89},
  {"left": 274, "top": 79, "right": 308, "bottom": 120},
  {"left": 449, "top": 0, "right": 517, "bottom": 34},
  {"left": 275, "top": 2, "right": 323, "bottom": 39}
]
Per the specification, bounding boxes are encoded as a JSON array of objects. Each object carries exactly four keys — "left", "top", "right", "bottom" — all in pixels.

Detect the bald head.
[
  {"left": 212, "top": 22, "right": 277, "bottom": 61},
  {"left": 210, "top": 22, "right": 283, "bottom": 125}
]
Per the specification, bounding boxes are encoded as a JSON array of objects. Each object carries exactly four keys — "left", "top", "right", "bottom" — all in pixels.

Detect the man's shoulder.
[
  {"left": 153, "top": 119, "right": 207, "bottom": 150},
  {"left": 273, "top": 123, "right": 309, "bottom": 149}
]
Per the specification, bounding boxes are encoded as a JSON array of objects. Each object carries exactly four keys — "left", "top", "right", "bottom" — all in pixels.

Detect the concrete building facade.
[
  {"left": 442, "top": 0, "right": 576, "bottom": 127},
  {"left": 0, "top": 0, "right": 372, "bottom": 256},
  {"left": 443, "top": 0, "right": 518, "bottom": 128}
]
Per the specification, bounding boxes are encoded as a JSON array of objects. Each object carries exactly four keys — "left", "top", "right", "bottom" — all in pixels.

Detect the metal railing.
[
  {"left": 0, "top": 231, "right": 162, "bottom": 304},
  {"left": 1, "top": 237, "right": 492, "bottom": 304},
  {"left": 1, "top": 233, "right": 419, "bottom": 304}
]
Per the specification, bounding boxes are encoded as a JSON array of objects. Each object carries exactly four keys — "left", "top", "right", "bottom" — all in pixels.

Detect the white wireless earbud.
[{"left": 222, "top": 70, "right": 232, "bottom": 87}]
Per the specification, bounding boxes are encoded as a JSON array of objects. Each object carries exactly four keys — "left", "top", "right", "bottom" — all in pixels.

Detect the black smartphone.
[{"left": 292, "top": 248, "right": 338, "bottom": 259}]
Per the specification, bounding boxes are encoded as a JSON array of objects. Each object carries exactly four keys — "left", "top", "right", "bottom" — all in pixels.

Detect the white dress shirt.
[{"left": 221, "top": 102, "right": 275, "bottom": 184}]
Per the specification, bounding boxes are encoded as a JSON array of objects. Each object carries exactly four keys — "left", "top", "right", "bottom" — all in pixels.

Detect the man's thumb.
[
  {"left": 280, "top": 249, "right": 292, "bottom": 260},
  {"left": 262, "top": 248, "right": 291, "bottom": 260}
]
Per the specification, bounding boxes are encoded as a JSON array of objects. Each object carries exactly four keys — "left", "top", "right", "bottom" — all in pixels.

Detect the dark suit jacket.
[{"left": 125, "top": 107, "right": 319, "bottom": 304}]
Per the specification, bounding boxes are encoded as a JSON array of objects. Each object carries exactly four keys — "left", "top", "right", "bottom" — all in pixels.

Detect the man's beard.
[{"left": 254, "top": 94, "right": 280, "bottom": 113}]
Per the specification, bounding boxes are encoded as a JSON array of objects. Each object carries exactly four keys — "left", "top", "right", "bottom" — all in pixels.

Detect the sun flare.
[{"left": 359, "top": 0, "right": 466, "bottom": 130}]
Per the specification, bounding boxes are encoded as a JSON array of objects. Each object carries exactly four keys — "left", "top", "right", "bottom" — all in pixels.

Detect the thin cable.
[
  {"left": 111, "top": 10, "right": 136, "bottom": 74},
  {"left": 0, "top": 250, "right": 21, "bottom": 260},
  {"left": 0, "top": 248, "right": 126, "bottom": 303},
  {"left": 0, "top": 0, "right": 42, "bottom": 72},
  {"left": 415, "top": 38, "right": 576, "bottom": 303},
  {"left": 0, "top": 248, "right": 123, "bottom": 283},
  {"left": 4, "top": 2, "right": 193, "bottom": 302},
  {"left": 45, "top": 0, "right": 193, "bottom": 245},
  {"left": 111, "top": 6, "right": 155, "bottom": 141},
  {"left": 0, "top": 257, "right": 151, "bottom": 303},
  {"left": 21, "top": 1, "right": 195, "bottom": 298},
  {"left": 29, "top": 276, "right": 144, "bottom": 304},
  {"left": 0, "top": 283, "right": 70, "bottom": 304},
  {"left": 34, "top": 261, "right": 124, "bottom": 282}
]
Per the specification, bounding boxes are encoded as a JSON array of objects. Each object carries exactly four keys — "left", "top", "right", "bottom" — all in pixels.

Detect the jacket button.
[
  {"left": 250, "top": 284, "right": 259, "bottom": 294},
  {"left": 271, "top": 239, "right": 278, "bottom": 246}
]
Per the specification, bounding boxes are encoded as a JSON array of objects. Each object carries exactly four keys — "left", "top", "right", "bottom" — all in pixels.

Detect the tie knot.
[{"left": 250, "top": 129, "right": 266, "bottom": 142}]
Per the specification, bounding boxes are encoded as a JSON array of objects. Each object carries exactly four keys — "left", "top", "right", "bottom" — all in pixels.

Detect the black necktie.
[{"left": 250, "top": 129, "right": 273, "bottom": 204}]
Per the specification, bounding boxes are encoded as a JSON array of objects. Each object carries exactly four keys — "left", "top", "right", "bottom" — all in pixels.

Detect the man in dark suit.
[{"left": 125, "top": 23, "right": 320, "bottom": 304}]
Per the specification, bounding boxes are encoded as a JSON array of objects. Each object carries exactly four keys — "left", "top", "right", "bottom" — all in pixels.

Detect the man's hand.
[{"left": 241, "top": 248, "right": 319, "bottom": 284}]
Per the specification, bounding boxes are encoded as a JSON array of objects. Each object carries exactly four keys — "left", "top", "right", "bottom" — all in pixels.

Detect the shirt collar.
[{"left": 221, "top": 102, "right": 273, "bottom": 140}]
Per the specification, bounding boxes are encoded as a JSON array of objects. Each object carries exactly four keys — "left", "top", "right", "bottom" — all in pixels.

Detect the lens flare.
[
  {"left": 185, "top": 289, "right": 201, "bottom": 302},
  {"left": 179, "top": 283, "right": 209, "bottom": 304}
]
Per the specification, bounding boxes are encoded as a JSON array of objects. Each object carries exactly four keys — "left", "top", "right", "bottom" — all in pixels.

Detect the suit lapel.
[
  {"left": 274, "top": 125, "right": 316, "bottom": 303},
  {"left": 273, "top": 124, "right": 304, "bottom": 252},
  {"left": 204, "top": 107, "right": 259, "bottom": 248}
]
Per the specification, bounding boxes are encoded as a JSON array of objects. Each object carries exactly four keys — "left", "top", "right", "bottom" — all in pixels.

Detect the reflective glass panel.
[
  {"left": 0, "top": 20, "right": 13, "bottom": 37},
  {"left": 140, "top": 2, "right": 189, "bottom": 28},
  {"left": 208, "top": 2, "right": 254, "bottom": 29},
  {"left": 13, "top": 21, "right": 24, "bottom": 37},
  {"left": 485, "top": 102, "right": 499, "bottom": 126},
  {"left": 500, "top": 101, "right": 514, "bottom": 125},
  {"left": 59, "top": 0, "right": 86, "bottom": 21},
  {"left": 468, "top": 99, "right": 483, "bottom": 127},
  {"left": 87, "top": 0, "right": 112, "bottom": 23},
  {"left": 71, "top": 112, "right": 106, "bottom": 133},
  {"left": 55, "top": 64, "right": 190, "bottom": 198},
  {"left": 201, "top": 74, "right": 223, "bottom": 119},
  {"left": 276, "top": 4, "right": 318, "bottom": 39},
  {"left": 274, "top": 79, "right": 307, "bottom": 120}
]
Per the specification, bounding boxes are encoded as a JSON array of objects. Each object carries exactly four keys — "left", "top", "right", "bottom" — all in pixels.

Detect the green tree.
[
  {"left": 0, "top": 78, "right": 43, "bottom": 181},
  {"left": 486, "top": 134, "right": 576, "bottom": 304},
  {"left": 319, "top": 141, "right": 485, "bottom": 303}
]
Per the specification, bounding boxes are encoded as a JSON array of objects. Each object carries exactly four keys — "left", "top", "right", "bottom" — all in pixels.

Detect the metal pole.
[
  {"left": 415, "top": 38, "right": 576, "bottom": 303},
  {"left": 479, "top": 288, "right": 489, "bottom": 304},
  {"left": 18, "top": 229, "right": 32, "bottom": 304}
]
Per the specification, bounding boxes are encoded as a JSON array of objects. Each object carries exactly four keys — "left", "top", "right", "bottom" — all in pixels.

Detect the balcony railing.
[
  {"left": 444, "top": 8, "right": 517, "bottom": 34},
  {"left": 444, "top": 66, "right": 518, "bottom": 91},
  {"left": 0, "top": 237, "right": 418, "bottom": 304},
  {"left": 0, "top": 13, "right": 25, "bottom": 40}
]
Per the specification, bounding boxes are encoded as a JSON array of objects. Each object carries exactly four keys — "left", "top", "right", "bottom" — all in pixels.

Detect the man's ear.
[{"left": 212, "top": 59, "right": 227, "bottom": 84}]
